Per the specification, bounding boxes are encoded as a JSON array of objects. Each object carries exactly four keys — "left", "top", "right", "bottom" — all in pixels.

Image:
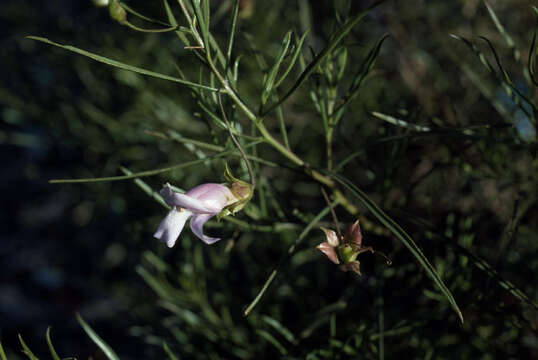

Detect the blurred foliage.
[{"left": 1, "top": 0, "right": 538, "bottom": 359}]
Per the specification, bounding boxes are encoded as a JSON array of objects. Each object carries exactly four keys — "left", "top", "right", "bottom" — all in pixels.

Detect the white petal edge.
[
  {"left": 161, "top": 185, "right": 214, "bottom": 213},
  {"left": 190, "top": 213, "right": 221, "bottom": 245},
  {"left": 154, "top": 209, "right": 192, "bottom": 247}
]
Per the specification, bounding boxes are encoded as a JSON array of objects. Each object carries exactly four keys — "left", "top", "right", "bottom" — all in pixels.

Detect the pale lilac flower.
[
  {"left": 154, "top": 183, "right": 238, "bottom": 247},
  {"left": 317, "top": 227, "right": 340, "bottom": 264},
  {"left": 316, "top": 220, "right": 391, "bottom": 275}
]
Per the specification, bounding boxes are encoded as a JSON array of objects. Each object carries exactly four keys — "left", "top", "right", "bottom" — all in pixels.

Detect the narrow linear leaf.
[
  {"left": 484, "top": 1, "right": 519, "bottom": 60},
  {"left": 478, "top": 36, "right": 511, "bottom": 82},
  {"left": 49, "top": 140, "right": 264, "bottom": 183},
  {"left": 371, "top": 111, "right": 431, "bottom": 132},
  {"left": 456, "top": 241, "right": 538, "bottom": 310},
  {"left": 26, "top": 36, "right": 217, "bottom": 92},
  {"left": 244, "top": 204, "right": 333, "bottom": 316},
  {"left": 121, "top": 2, "right": 171, "bottom": 26},
  {"left": 120, "top": 167, "right": 169, "bottom": 209},
  {"left": 137, "top": 266, "right": 174, "bottom": 299},
  {"left": 164, "top": 0, "right": 193, "bottom": 48},
  {"left": 202, "top": 0, "right": 210, "bottom": 41},
  {"left": 45, "top": 327, "right": 61, "bottom": 360},
  {"left": 528, "top": 8, "right": 538, "bottom": 86},
  {"left": 256, "top": 330, "right": 288, "bottom": 355},
  {"left": 333, "top": 34, "right": 389, "bottom": 118},
  {"left": 192, "top": 0, "right": 209, "bottom": 49},
  {"left": 450, "top": 34, "right": 495, "bottom": 73},
  {"left": 18, "top": 335, "right": 39, "bottom": 360},
  {"left": 226, "top": 0, "right": 240, "bottom": 68},
  {"left": 262, "top": 315, "right": 297, "bottom": 344},
  {"left": 0, "top": 341, "right": 7, "bottom": 360},
  {"left": 405, "top": 214, "right": 538, "bottom": 311},
  {"left": 263, "top": 0, "right": 387, "bottom": 115},
  {"left": 76, "top": 313, "right": 120, "bottom": 360},
  {"left": 328, "top": 172, "right": 464, "bottom": 323},
  {"left": 300, "top": 301, "right": 347, "bottom": 339},
  {"left": 451, "top": 34, "right": 535, "bottom": 115},
  {"left": 274, "top": 30, "right": 309, "bottom": 89},
  {"left": 163, "top": 341, "right": 179, "bottom": 360},
  {"left": 261, "top": 31, "right": 292, "bottom": 106},
  {"left": 479, "top": 36, "right": 535, "bottom": 114}
]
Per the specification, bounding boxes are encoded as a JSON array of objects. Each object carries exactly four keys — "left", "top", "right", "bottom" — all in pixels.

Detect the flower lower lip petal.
[
  {"left": 190, "top": 213, "right": 221, "bottom": 245},
  {"left": 153, "top": 209, "right": 192, "bottom": 248}
]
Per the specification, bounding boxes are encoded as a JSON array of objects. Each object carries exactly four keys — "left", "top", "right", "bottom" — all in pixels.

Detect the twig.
[
  {"left": 218, "top": 90, "right": 256, "bottom": 188},
  {"left": 320, "top": 186, "right": 342, "bottom": 238}
]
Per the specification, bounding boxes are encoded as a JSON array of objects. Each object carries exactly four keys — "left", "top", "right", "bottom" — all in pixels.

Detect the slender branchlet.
[
  {"left": 320, "top": 186, "right": 342, "bottom": 238},
  {"left": 218, "top": 90, "right": 255, "bottom": 188}
]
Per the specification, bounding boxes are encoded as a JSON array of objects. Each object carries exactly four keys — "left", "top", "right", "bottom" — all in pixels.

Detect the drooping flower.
[
  {"left": 317, "top": 220, "right": 389, "bottom": 275},
  {"left": 154, "top": 183, "right": 240, "bottom": 247}
]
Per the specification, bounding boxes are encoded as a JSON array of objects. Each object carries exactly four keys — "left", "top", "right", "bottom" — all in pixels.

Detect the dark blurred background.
[{"left": 1, "top": 0, "right": 537, "bottom": 359}]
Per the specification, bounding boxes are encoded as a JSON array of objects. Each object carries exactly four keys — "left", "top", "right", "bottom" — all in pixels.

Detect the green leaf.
[
  {"left": 192, "top": 0, "right": 209, "bottom": 49},
  {"left": 529, "top": 7, "right": 538, "bottom": 87},
  {"left": 45, "top": 327, "right": 61, "bottom": 360},
  {"left": 451, "top": 34, "right": 535, "bottom": 116},
  {"left": 164, "top": 0, "right": 193, "bottom": 47},
  {"left": 120, "top": 167, "right": 170, "bottom": 209},
  {"left": 76, "top": 313, "right": 120, "bottom": 360},
  {"left": 274, "top": 31, "right": 309, "bottom": 89},
  {"left": 332, "top": 34, "right": 389, "bottom": 118},
  {"left": 256, "top": 330, "right": 288, "bottom": 355},
  {"left": 328, "top": 172, "right": 464, "bottom": 324},
  {"left": 262, "top": 0, "right": 387, "bottom": 116},
  {"left": 137, "top": 266, "right": 176, "bottom": 300},
  {"left": 0, "top": 341, "right": 7, "bottom": 360},
  {"left": 26, "top": 36, "right": 217, "bottom": 92},
  {"left": 243, "top": 204, "right": 333, "bottom": 316},
  {"left": 484, "top": 1, "right": 519, "bottom": 61},
  {"left": 226, "top": 0, "right": 240, "bottom": 69},
  {"left": 48, "top": 139, "right": 264, "bottom": 184},
  {"left": 261, "top": 31, "right": 292, "bottom": 106},
  {"left": 371, "top": 111, "right": 431, "bottom": 132},
  {"left": 18, "top": 335, "right": 39, "bottom": 360},
  {"left": 262, "top": 316, "right": 297, "bottom": 344},
  {"left": 163, "top": 341, "right": 179, "bottom": 360},
  {"left": 122, "top": 2, "right": 171, "bottom": 26}
]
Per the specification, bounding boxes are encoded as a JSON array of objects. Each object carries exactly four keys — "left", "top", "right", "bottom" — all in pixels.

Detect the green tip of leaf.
[
  {"left": 46, "top": 327, "right": 61, "bottom": 360},
  {"left": 76, "top": 313, "right": 120, "bottom": 360}
]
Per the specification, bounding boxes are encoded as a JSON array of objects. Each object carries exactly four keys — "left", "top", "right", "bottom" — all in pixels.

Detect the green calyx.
[
  {"left": 217, "top": 164, "right": 254, "bottom": 220},
  {"left": 337, "top": 244, "right": 359, "bottom": 264},
  {"left": 109, "top": 0, "right": 126, "bottom": 24}
]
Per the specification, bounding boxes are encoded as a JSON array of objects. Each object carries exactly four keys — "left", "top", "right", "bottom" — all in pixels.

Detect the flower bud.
[
  {"left": 343, "top": 220, "right": 362, "bottom": 248},
  {"left": 109, "top": 0, "right": 126, "bottom": 24},
  {"left": 93, "top": 0, "right": 109, "bottom": 7}
]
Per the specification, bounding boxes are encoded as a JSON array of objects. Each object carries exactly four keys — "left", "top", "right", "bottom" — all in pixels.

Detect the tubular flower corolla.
[{"left": 154, "top": 183, "right": 239, "bottom": 247}]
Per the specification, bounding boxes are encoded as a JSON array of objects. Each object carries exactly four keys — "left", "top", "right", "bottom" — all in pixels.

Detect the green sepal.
[
  {"left": 109, "top": 0, "right": 126, "bottom": 24},
  {"left": 337, "top": 244, "right": 359, "bottom": 264},
  {"left": 218, "top": 163, "right": 254, "bottom": 220}
]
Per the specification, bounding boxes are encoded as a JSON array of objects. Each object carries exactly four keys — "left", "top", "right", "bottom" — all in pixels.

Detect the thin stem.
[
  {"left": 177, "top": 0, "right": 205, "bottom": 48},
  {"left": 200, "top": 26, "right": 361, "bottom": 217},
  {"left": 275, "top": 98, "right": 290, "bottom": 149},
  {"left": 49, "top": 141, "right": 264, "bottom": 184},
  {"left": 243, "top": 203, "right": 334, "bottom": 316},
  {"left": 320, "top": 186, "right": 342, "bottom": 238},
  {"left": 218, "top": 91, "right": 255, "bottom": 188},
  {"left": 326, "top": 126, "right": 334, "bottom": 171},
  {"left": 226, "top": 0, "right": 240, "bottom": 72},
  {"left": 123, "top": 21, "right": 179, "bottom": 33}
]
